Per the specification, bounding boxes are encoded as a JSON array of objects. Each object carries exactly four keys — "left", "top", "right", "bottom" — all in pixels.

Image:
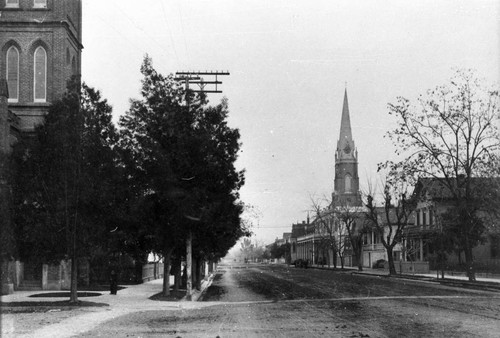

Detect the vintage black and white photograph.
[{"left": 1, "top": 0, "right": 499, "bottom": 337}]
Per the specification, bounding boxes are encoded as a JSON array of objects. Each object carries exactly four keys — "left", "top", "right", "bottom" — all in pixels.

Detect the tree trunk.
[
  {"left": 354, "top": 242, "right": 363, "bottom": 271},
  {"left": 69, "top": 257, "right": 78, "bottom": 303},
  {"left": 386, "top": 246, "right": 397, "bottom": 275},
  {"left": 162, "top": 248, "right": 173, "bottom": 296},
  {"left": 186, "top": 230, "right": 192, "bottom": 300},
  {"left": 173, "top": 256, "right": 181, "bottom": 292},
  {"left": 356, "top": 250, "right": 363, "bottom": 271},
  {"left": 174, "top": 269, "right": 181, "bottom": 292},
  {"left": 463, "top": 235, "right": 476, "bottom": 281},
  {"left": 195, "top": 258, "right": 202, "bottom": 290}
]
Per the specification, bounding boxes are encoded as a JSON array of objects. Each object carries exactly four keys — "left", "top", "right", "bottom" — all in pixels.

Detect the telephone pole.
[{"left": 175, "top": 70, "right": 229, "bottom": 301}]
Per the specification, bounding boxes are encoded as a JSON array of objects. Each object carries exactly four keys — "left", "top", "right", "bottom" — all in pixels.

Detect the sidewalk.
[
  {"left": 308, "top": 264, "right": 500, "bottom": 284},
  {"left": 1, "top": 276, "right": 214, "bottom": 338}
]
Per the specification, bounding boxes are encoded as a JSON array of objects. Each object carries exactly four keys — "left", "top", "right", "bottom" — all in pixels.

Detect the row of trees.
[
  {"left": 5, "top": 56, "right": 248, "bottom": 301},
  {"left": 236, "top": 237, "right": 291, "bottom": 263},
  {"left": 310, "top": 70, "right": 500, "bottom": 281}
]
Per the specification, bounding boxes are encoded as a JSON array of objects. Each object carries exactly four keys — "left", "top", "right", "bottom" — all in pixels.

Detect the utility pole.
[{"left": 174, "top": 70, "right": 229, "bottom": 301}]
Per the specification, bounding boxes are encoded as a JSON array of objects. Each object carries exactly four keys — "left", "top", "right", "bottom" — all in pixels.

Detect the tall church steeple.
[
  {"left": 336, "top": 89, "right": 356, "bottom": 160},
  {"left": 333, "top": 89, "right": 361, "bottom": 206}
]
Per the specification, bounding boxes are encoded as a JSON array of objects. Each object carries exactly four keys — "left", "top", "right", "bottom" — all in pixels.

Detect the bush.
[
  {"left": 293, "top": 259, "right": 308, "bottom": 269},
  {"left": 372, "top": 259, "right": 386, "bottom": 269}
]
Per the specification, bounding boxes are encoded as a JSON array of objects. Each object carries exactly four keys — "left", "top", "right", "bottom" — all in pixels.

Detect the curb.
[
  {"left": 180, "top": 272, "right": 215, "bottom": 302},
  {"left": 350, "top": 271, "right": 500, "bottom": 293}
]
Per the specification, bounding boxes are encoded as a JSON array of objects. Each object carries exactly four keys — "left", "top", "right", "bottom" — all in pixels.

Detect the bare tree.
[
  {"left": 336, "top": 203, "right": 367, "bottom": 271},
  {"left": 310, "top": 196, "right": 337, "bottom": 268},
  {"left": 383, "top": 69, "right": 500, "bottom": 281},
  {"left": 364, "top": 179, "right": 415, "bottom": 275},
  {"left": 311, "top": 195, "right": 366, "bottom": 270}
]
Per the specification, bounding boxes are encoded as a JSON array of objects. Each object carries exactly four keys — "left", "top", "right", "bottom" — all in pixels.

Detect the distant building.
[
  {"left": 292, "top": 90, "right": 363, "bottom": 266},
  {"left": 407, "top": 177, "right": 500, "bottom": 272},
  {"left": 290, "top": 220, "right": 308, "bottom": 263},
  {"left": 282, "top": 232, "right": 291, "bottom": 243}
]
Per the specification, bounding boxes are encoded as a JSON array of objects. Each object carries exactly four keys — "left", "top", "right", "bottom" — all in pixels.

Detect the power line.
[{"left": 159, "top": 0, "right": 179, "bottom": 65}]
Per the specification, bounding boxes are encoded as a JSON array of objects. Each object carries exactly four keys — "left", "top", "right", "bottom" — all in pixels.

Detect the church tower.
[
  {"left": 0, "top": 0, "right": 83, "bottom": 131},
  {"left": 333, "top": 89, "right": 362, "bottom": 206}
]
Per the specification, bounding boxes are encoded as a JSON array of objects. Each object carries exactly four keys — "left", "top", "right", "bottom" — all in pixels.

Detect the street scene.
[
  {"left": 3, "top": 262, "right": 500, "bottom": 337},
  {"left": 1, "top": 0, "right": 500, "bottom": 337}
]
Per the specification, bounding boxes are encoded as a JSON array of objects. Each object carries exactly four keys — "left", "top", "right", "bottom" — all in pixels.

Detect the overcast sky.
[{"left": 82, "top": 0, "right": 499, "bottom": 245}]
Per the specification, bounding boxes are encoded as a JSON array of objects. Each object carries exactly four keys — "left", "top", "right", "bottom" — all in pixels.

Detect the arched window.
[
  {"left": 34, "top": 46, "right": 47, "bottom": 102},
  {"left": 6, "top": 46, "right": 19, "bottom": 102},
  {"left": 71, "top": 56, "right": 77, "bottom": 75},
  {"left": 345, "top": 174, "right": 352, "bottom": 192}
]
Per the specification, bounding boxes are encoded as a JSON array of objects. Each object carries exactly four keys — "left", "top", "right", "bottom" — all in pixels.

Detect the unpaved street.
[{"left": 78, "top": 263, "right": 500, "bottom": 337}]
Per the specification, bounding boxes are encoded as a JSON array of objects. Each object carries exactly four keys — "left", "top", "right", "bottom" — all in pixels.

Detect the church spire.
[
  {"left": 333, "top": 88, "right": 361, "bottom": 206},
  {"left": 336, "top": 89, "right": 355, "bottom": 158},
  {"left": 339, "top": 88, "right": 353, "bottom": 144}
]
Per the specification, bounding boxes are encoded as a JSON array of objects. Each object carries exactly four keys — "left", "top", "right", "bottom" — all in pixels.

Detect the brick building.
[
  {"left": 1, "top": 0, "right": 82, "bottom": 293},
  {"left": 0, "top": 0, "right": 82, "bottom": 131}
]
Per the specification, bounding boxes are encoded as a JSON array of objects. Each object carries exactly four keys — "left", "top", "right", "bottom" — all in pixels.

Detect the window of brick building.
[
  {"left": 6, "top": 0, "right": 19, "bottom": 8},
  {"left": 71, "top": 56, "right": 77, "bottom": 75},
  {"left": 34, "top": 46, "right": 47, "bottom": 102},
  {"left": 6, "top": 46, "right": 19, "bottom": 102},
  {"left": 33, "top": 0, "right": 47, "bottom": 8},
  {"left": 345, "top": 174, "right": 352, "bottom": 192}
]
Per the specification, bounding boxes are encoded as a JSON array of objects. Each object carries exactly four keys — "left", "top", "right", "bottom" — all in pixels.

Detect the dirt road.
[{"left": 76, "top": 263, "right": 500, "bottom": 337}]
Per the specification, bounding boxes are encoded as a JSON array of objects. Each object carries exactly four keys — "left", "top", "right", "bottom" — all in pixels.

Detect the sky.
[{"left": 82, "top": 0, "right": 500, "bottom": 245}]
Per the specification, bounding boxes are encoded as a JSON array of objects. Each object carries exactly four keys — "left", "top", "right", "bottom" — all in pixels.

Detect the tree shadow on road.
[{"left": 149, "top": 289, "right": 186, "bottom": 301}]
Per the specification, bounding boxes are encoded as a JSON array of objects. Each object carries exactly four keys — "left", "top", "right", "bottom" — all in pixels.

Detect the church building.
[
  {"left": 1, "top": 0, "right": 83, "bottom": 293},
  {"left": 333, "top": 89, "right": 362, "bottom": 207},
  {"left": 291, "top": 89, "right": 362, "bottom": 267},
  {"left": 1, "top": 0, "right": 82, "bottom": 132}
]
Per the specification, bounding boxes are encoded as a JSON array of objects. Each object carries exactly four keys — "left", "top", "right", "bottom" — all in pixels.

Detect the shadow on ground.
[
  {"left": 149, "top": 289, "right": 186, "bottom": 301},
  {"left": 29, "top": 292, "right": 102, "bottom": 298}
]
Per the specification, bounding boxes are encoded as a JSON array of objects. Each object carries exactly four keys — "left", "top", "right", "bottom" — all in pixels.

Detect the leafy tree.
[
  {"left": 383, "top": 69, "right": 500, "bottom": 280},
  {"left": 118, "top": 56, "right": 191, "bottom": 295},
  {"left": 270, "top": 242, "right": 290, "bottom": 261},
  {"left": 119, "top": 56, "right": 246, "bottom": 295},
  {"left": 240, "top": 237, "right": 254, "bottom": 261},
  {"left": 11, "top": 78, "right": 120, "bottom": 302}
]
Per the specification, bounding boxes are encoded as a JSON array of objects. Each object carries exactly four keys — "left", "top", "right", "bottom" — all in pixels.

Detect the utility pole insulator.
[{"left": 175, "top": 71, "right": 230, "bottom": 94}]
